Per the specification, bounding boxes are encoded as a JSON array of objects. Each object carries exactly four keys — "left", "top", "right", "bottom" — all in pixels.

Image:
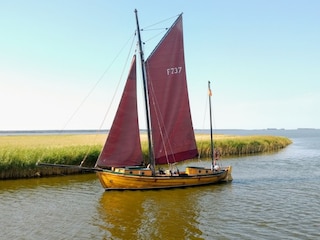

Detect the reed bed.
[
  {"left": 0, "top": 133, "right": 291, "bottom": 179},
  {"left": 0, "top": 135, "right": 104, "bottom": 179},
  {"left": 196, "top": 134, "right": 292, "bottom": 157}
]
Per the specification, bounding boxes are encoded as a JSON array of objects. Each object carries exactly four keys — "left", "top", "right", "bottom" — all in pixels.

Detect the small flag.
[{"left": 208, "top": 81, "right": 213, "bottom": 96}]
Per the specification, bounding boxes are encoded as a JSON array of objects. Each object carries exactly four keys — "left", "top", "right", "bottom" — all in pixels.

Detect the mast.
[
  {"left": 134, "top": 9, "right": 155, "bottom": 174},
  {"left": 208, "top": 81, "right": 214, "bottom": 168}
]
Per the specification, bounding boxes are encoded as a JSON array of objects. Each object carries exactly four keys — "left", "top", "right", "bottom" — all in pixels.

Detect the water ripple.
[{"left": 1, "top": 130, "right": 320, "bottom": 239}]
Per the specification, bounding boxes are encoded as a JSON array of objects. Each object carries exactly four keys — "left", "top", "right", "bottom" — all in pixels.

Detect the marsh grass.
[
  {"left": 196, "top": 134, "right": 292, "bottom": 157},
  {"left": 0, "top": 134, "right": 105, "bottom": 179},
  {"left": 0, "top": 133, "right": 291, "bottom": 179}
]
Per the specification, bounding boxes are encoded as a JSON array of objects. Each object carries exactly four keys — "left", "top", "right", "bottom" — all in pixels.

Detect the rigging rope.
[
  {"left": 61, "top": 32, "right": 137, "bottom": 167},
  {"left": 147, "top": 73, "right": 176, "bottom": 165},
  {"left": 138, "top": 14, "right": 182, "bottom": 166},
  {"left": 198, "top": 92, "right": 209, "bottom": 160},
  {"left": 96, "top": 33, "right": 137, "bottom": 133},
  {"left": 142, "top": 14, "right": 180, "bottom": 31},
  {"left": 141, "top": 14, "right": 180, "bottom": 45},
  {"left": 197, "top": 84, "right": 221, "bottom": 166},
  {"left": 62, "top": 32, "right": 136, "bottom": 131},
  {"left": 198, "top": 84, "right": 218, "bottom": 161},
  {"left": 142, "top": 29, "right": 167, "bottom": 44}
]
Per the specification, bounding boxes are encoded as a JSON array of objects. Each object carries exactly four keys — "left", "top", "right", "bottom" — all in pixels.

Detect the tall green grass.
[
  {"left": 196, "top": 135, "right": 292, "bottom": 157},
  {"left": 0, "top": 134, "right": 291, "bottom": 179},
  {"left": 0, "top": 134, "right": 104, "bottom": 179}
]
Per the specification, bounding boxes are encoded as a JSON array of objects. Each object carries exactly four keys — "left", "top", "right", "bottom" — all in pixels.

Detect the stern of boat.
[{"left": 221, "top": 166, "right": 233, "bottom": 182}]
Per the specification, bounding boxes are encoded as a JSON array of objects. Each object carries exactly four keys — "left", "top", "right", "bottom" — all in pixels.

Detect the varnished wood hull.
[{"left": 96, "top": 166, "right": 232, "bottom": 190}]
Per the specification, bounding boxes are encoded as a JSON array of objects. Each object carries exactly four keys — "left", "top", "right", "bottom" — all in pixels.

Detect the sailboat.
[{"left": 95, "top": 10, "right": 232, "bottom": 190}]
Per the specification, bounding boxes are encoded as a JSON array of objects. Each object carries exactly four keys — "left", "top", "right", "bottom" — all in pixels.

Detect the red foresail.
[
  {"left": 96, "top": 56, "right": 143, "bottom": 168},
  {"left": 145, "top": 15, "right": 198, "bottom": 165}
]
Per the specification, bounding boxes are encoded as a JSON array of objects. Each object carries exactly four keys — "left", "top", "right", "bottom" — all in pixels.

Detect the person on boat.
[
  {"left": 158, "top": 167, "right": 165, "bottom": 175},
  {"left": 214, "top": 149, "right": 221, "bottom": 160},
  {"left": 213, "top": 150, "right": 221, "bottom": 171},
  {"left": 213, "top": 164, "right": 220, "bottom": 171}
]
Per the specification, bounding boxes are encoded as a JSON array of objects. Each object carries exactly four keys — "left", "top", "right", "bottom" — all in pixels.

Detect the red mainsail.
[
  {"left": 96, "top": 56, "right": 143, "bottom": 168},
  {"left": 145, "top": 15, "right": 198, "bottom": 164}
]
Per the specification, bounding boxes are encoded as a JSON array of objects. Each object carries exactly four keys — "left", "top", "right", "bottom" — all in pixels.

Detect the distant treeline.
[{"left": 0, "top": 134, "right": 291, "bottom": 179}]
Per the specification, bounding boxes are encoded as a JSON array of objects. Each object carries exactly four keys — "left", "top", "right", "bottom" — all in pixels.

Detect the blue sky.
[{"left": 1, "top": 0, "right": 319, "bottom": 130}]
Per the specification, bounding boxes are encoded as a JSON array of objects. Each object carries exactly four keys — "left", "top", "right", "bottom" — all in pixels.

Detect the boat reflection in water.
[{"left": 97, "top": 183, "right": 231, "bottom": 239}]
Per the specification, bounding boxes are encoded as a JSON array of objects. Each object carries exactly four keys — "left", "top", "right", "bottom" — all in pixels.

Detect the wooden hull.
[{"left": 96, "top": 166, "right": 232, "bottom": 190}]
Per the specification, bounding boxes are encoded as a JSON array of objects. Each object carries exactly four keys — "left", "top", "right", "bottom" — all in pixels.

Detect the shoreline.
[{"left": 0, "top": 133, "right": 292, "bottom": 180}]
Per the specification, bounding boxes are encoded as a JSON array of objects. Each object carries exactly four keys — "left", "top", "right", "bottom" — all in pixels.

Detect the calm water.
[{"left": 1, "top": 129, "right": 319, "bottom": 239}]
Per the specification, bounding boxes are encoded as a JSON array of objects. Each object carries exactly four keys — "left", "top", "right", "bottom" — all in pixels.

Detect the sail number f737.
[{"left": 167, "top": 67, "right": 182, "bottom": 75}]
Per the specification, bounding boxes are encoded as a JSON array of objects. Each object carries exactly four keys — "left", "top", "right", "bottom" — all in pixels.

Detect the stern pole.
[{"left": 208, "top": 81, "right": 215, "bottom": 169}]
